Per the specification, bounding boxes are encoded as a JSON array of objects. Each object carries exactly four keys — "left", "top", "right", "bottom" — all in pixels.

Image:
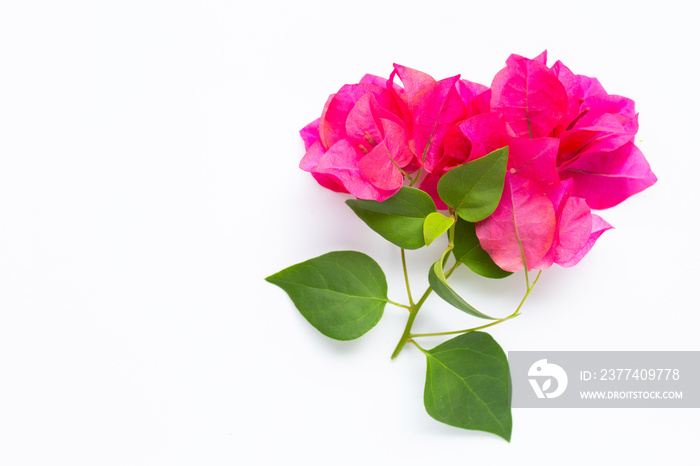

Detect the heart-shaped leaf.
[
  {"left": 423, "top": 332, "right": 512, "bottom": 441},
  {"left": 265, "top": 251, "right": 387, "bottom": 340},
  {"left": 423, "top": 212, "right": 454, "bottom": 246},
  {"left": 346, "top": 186, "right": 437, "bottom": 249},
  {"left": 453, "top": 219, "right": 512, "bottom": 279},
  {"left": 428, "top": 249, "right": 496, "bottom": 319},
  {"left": 437, "top": 147, "right": 508, "bottom": 222}
]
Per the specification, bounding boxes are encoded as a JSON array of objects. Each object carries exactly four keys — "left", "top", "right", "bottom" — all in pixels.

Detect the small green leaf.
[
  {"left": 453, "top": 219, "right": 512, "bottom": 279},
  {"left": 428, "top": 250, "right": 496, "bottom": 319},
  {"left": 423, "top": 212, "right": 454, "bottom": 247},
  {"left": 346, "top": 187, "right": 437, "bottom": 249},
  {"left": 265, "top": 251, "right": 387, "bottom": 340},
  {"left": 437, "top": 147, "right": 508, "bottom": 222},
  {"left": 423, "top": 332, "right": 512, "bottom": 441}
]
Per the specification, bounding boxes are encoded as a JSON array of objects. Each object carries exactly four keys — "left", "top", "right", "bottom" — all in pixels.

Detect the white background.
[{"left": 1, "top": 1, "right": 697, "bottom": 464}]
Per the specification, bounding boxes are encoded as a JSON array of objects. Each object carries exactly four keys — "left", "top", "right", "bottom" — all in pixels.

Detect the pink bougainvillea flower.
[
  {"left": 491, "top": 51, "right": 656, "bottom": 210},
  {"left": 471, "top": 51, "right": 656, "bottom": 271},
  {"left": 298, "top": 56, "right": 655, "bottom": 271},
  {"left": 299, "top": 75, "right": 415, "bottom": 201},
  {"left": 553, "top": 74, "right": 656, "bottom": 208},
  {"left": 301, "top": 65, "right": 491, "bottom": 202},
  {"left": 549, "top": 55, "right": 655, "bottom": 208}
]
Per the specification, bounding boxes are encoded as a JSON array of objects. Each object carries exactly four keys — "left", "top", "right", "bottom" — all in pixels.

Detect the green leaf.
[
  {"left": 346, "top": 187, "right": 437, "bottom": 249},
  {"left": 428, "top": 249, "right": 496, "bottom": 319},
  {"left": 423, "top": 212, "right": 454, "bottom": 247},
  {"left": 265, "top": 251, "right": 387, "bottom": 340},
  {"left": 423, "top": 332, "right": 512, "bottom": 441},
  {"left": 453, "top": 219, "right": 512, "bottom": 279},
  {"left": 437, "top": 147, "right": 508, "bottom": 222}
]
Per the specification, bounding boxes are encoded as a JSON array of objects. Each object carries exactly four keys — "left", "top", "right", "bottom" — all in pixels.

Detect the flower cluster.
[{"left": 299, "top": 52, "right": 656, "bottom": 272}]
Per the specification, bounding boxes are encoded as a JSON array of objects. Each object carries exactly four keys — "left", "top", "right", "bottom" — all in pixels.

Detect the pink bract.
[
  {"left": 300, "top": 66, "right": 492, "bottom": 202},
  {"left": 299, "top": 75, "right": 415, "bottom": 201},
  {"left": 491, "top": 51, "right": 567, "bottom": 139},
  {"left": 299, "top": 55, "right": 655, "bottom": 271},
  {"left": 475, "top": 52, "right": 655, "bottom": 271},
  {"left": 476, "top": 173, "right": 556, "bottom": 272}
]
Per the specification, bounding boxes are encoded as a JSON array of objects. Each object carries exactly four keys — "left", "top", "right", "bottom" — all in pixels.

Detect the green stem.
[
  {"left": 411, "top": 270, "right": 543, "bottom": 339},
  {"left": 409, "top": 338, "right": 427, "bottom": 355},
  {"left": 393, "top": 161, "right": 415, "bottom": 185},
  {"left": 528, "top": 270, "right": 542, "bottom": 293},
  {"left": 411, "top": 313, "right": 519, "bottom": 338},
  {"left": 391, "top": 307, "right": 420, "bottom": 359},
  {"left": 524, "top": 264, "right": 530, "bottom": 292},
  {"left": 391, "top": 275, "right": 435, "bottom": 359},
  {"left": 391, "top": 246, "right": 461, "bottom": 359},
  {"left": 401, "top": 248, "right": 415, "bottom": 308},
  {"left": 447, "top": 210, "right": 456, "bottom": 246},
  {"left": 444, "top": 260, "right": 459, "bottom": 279},
  {"left": 385, "top": 299, "right": 411, "bottom": 310},
  {"left": 409, "top": 168, "right": 423, "bottom": 186}
]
